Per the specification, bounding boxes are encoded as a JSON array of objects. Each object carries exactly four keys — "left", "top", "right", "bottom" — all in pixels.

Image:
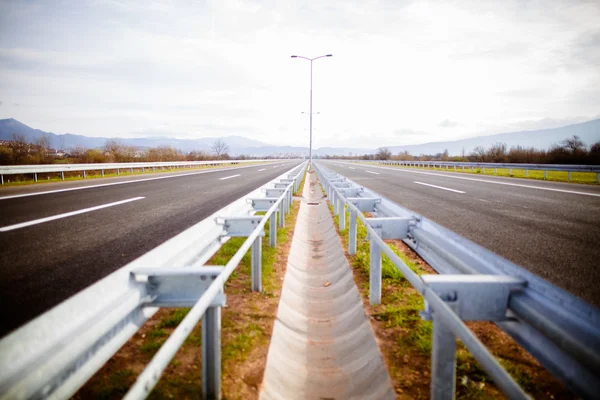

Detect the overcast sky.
[{"left": 0, "top": 0, "right": 599, "bottom": 149}]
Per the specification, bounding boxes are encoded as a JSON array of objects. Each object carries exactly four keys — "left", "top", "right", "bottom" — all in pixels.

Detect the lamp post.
[{"left": 291, "top": 54, "right": 332, "bottom": 166}]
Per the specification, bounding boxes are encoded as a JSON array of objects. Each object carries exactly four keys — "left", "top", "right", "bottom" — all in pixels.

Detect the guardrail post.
[
  {"left": 568, "top": 171, "right": 571, "bottom": 181},
  {"left": 117, "top": 168, "right": 120, "bottom": 175},
  {"left": 83, "top": 170, "right": 86, "bottom": 179},
  {"left": 339, "top": 199, "right": 345, "bottom": 231},
  {"left": 369, "top": 237, "right": 382, "bottom": 305},
  {"left": 349, "top": 210, "right": 357, "bottom": 255},
  {"left": 269, "top": 213, "right": 277, "bottom": 247},
  {"left": 525, "top": 169, "right": 528, "bottom": 177},
  {"left": 60, "top": 171, "right": 64, "bottom": 180},
  {"left": 509, "top": 168, "right": 512, "bottom": 175},
  {"left": 101, "top": 169, "right": 105, "bottom": 177},
  {"left": 544, "top": 170, "right": 548, "bottom": 179},
  {"left": 34, "top": 173, "right": 38, "bottom": 182},
  {"left": 596, "top": 172, "right": 600, "bottom": 182},
  {"left": 494, "top": 168, "right": 497, "bottom": 175},
  {"left": 202, "top": 306, "right": 222, "bottom": 400},
  {"left": 142, "top": 167, "right": 145, "bottom": 173},
  {"left": 333, "top": 192, "right": 339, "bottom": 216},
  {"left": 279, "top": 201, "right": 285, "bottom": 228},
  {"left": 130, "top": 167, "right": 133, "bottom": 174},
  {"left": 251, "top": 236, "right": 262, "bottom": 292},
  {"left": 431, "top": 312, "right": 457, "bottom": 400},
  {"left": 1, "top": 175, "right": 3, "bottom": 185}
]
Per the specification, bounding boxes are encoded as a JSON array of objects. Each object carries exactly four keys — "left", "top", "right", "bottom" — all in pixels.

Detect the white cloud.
[{"left": 0, "top": 0, "right": 598, "bottom": 149}]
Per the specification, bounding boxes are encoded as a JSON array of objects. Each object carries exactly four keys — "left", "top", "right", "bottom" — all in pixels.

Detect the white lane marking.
[
  {"left": 219, "top": 174, "right": 240, "bottom": 180},
  {"left": 0, "top": 197, "right": 145, "bottom": 232},
  {"left": 258, "top": 168, "right": 266, "bottom": 172},
  {"left": 339, "top": 163, "right": 600, "bottom": 198},
  {"left": 414, "top": 181, "right": 465, "bottom": 194},
  {"left": 348, "top": 167, "right": 355, "bottom": 170},
  {"left": 365, "top": 171, "right": 380, "bottom": 175},
  {"left": 0, "top": 162, "right": 292, "bottom": 201}
]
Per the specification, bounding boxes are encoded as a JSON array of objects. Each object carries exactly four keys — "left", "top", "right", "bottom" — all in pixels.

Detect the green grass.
[
  {"left": 96, "top": 369, "right": 135, "bottom": 400},
  {"left": 221, "top": 322, "right": 266, "bottom": 363},
  {"left": 369, "top": 162, "right": 599, "bottom": 184}
]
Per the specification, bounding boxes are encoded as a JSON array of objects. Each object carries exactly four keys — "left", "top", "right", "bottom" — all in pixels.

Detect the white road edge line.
[
  {"left": 0, "top": 197, "right": 145, "bottom": 232},
  {"left": 339, "top": 162, "right": 600, "bottom": 198},
  {"left": 219, "top": 174, "right": 241, "bottom": 180},
  {"left": 414, "top": 181, "right": 465, "bottom": 194},
  {"left": 258, "top": 168, "right": 266, "bottom": 172},
  {"left": 348, "top": 167, "right": 355, "bottom": 170},
  {"left": 0, "top": 162, "right": 291, "bottom": 201},
  {"left": 365, "top": 170, "right": 380, "bottom": 175}
]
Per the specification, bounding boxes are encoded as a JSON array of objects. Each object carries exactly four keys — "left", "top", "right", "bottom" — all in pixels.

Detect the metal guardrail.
[
  {"left": 0, "top": 161, "right": 307, "bottom": 400},
  {"left": 314, "top": 161, "right": 600, "bottom": 399},
  {"left": 0, "top": 159, "right": 284, "bottom": 185},
  {"left": 348, "top": 160, "right": 600, "bottom": 181}
]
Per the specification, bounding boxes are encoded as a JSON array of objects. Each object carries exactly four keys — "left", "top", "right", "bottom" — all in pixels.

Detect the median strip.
[
  {"left": 219, "top": 174, "right": 241, "bottom": 181},
  {"left": 0, "top": 196, "right": 145, "bottom": 232},
  {"left": 414, "top": 181, "right": 466, "bottom": 194}
]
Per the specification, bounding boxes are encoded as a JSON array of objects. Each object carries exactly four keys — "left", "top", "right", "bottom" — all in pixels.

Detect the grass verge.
[
  {"left": 327, "top": 199, "right": 574, "bottom": 399},
  {"left": 367, "top": 163, "right": 599, "bottom": 185},
  {"left": 73, "top": 180, "right": 303, "bottom": 400}
]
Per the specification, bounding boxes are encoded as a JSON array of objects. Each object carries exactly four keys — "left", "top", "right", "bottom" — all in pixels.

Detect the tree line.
[
  {"left": 0, "top": 134, "right": 259, "bottom": 165},
  {"left": 324, "top": 135, "right": 600, "bottom": 165}
]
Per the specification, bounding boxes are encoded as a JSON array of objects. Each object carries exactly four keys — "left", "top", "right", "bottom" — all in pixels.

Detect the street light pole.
[{"left": 291, "top": 54, "right": 332, "bottom": 166}]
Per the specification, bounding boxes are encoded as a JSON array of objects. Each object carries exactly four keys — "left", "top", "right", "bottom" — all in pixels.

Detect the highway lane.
[
  {"left": 320, "top": 161, "right": 600, "bottom": 307},
  {"left": 0, "top": 160, "right": 301, "bottom": 336}
]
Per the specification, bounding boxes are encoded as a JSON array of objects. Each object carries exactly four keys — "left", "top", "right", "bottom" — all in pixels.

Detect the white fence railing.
[
  {"left": 0, "top": 162, "right": 307, "bottom": 399},
  {"left": 0, "top": 159, "right": 285, "bottom": 184},
  {"left": 348, "top": 160, "right": 600, "bottom": 181}
]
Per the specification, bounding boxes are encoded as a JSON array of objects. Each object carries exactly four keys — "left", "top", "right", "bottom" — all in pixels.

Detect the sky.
[{"left": 0, "top": 0, "right": 599, "bottom": 149}]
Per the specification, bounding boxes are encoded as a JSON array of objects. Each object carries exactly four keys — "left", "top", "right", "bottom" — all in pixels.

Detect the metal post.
[
  {"left": 1, "top": 175, "right": 3, "bottom": 185},
  {"left": 130, "top": 168, "right": 133, "bottom": 174},
  {"left": 509, "top": 168, "right": 512, "bottom": 175},
  {"left": 117, "top": 169, "right": 120, "bottom": 175},
  {"left": 482, "top": 167, "right": 485, "bottom": 174},
  {"left": 568, "top": 171, "right": 571, "bottom": 181},
  {"left": 339, "top": 199, "right": 345, "bottom": 231},
  {"left": 34, "top": 173, "right": 38, "bottom": 182},
  {"left": 494, "top": 168, "right": 497, "bottom": 175},
  {"left": 544, "top": 170, "right": 548, "bottom": 179},
  {"left": 430, "top": 312, "right": 457, "bottom": 400},
  {"left": 525, "top": 169, "right": 529, "bottom": 177},
  {"left": 279, "top": 202, "right": 285, "bottom": 228},
  {"left": 309, "top": 59, "right": 313, "bottom": 167},
  {"left": 369, "top": 238, "right": 382, "bottom": 305},
  {"left": 333, "top": 192, "right": 339, "bottom": 216},
  {"left": 142, "top": 167, "right": 145, "bottom": 173},
  {"left": 269, "top": 213, "right": 277, "bottom": 247},
  {"left": 101, "top": 169, "right": 105, "bottom": 177},
  {"left": 202, "top": 306, "right": 222, "bottom": 400},
  {"left": 82, "top": 170, "right": 86, "bottom": 179},
  {"left": 596, "top": 172, "right": 599, "bottom": 182},
  {"left": 251, "top": 236, "right": 262, "bottom": 292},
  {"left": 152, "top": 167, "right": 155, "bottom": 172},
  {"left": 349, "top": 210, "right": 357, "bottom": 255}
]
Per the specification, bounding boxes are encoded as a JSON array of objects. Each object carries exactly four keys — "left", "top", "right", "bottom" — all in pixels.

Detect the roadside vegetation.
[
  {"left": 74, "top": 170, "right": 306, "bottom": 400},
  {"left": 327, "top": 199, "right": 574, "bottom": 399}
]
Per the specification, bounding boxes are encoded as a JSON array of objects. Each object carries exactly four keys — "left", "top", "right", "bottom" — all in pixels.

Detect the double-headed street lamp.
[{"left": 291, "top": 54, "right": 332, "bottom": 166}]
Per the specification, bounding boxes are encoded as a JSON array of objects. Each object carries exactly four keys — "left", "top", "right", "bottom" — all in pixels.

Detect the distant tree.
[
  {"left": 470, "top": 146, "right": 487, "bottom": 162},
  {"left": 560, "top": 135, "right": 586, "bottom": 154},
  {"left": 211, "top": 139, "right": 230, "bottom": 159},
  {"left": 375, "top": 147, "right": 392, "bottom": 160},
  {"left": 589, "top": 141, "right": 600, "bottom": 164},
  {"left": 486, "top": 142, "right": 507, "bottom": 163}
]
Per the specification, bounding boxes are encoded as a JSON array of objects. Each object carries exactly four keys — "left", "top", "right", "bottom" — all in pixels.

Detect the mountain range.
[{"left": 0, "top": 118, "right": 599, "bottom": 157}]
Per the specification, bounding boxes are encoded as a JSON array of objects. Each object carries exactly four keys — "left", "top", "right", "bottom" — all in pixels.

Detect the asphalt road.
[
  {"left": 0, "top": 160, "right": 302, "bottom": 337},
  {"left": 320, "top": 160, "right": 600, "bottom": 308}
]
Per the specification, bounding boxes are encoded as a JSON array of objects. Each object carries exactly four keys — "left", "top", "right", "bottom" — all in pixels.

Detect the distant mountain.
[
  {"left": 0, "top": 118, "right": 268, "bottom": 155},
  {"left": 1, "top": 117, "right": 599, "bottom": 158},
  {"left": 386, "top": 119, "right": 600, "bottom": 156}
]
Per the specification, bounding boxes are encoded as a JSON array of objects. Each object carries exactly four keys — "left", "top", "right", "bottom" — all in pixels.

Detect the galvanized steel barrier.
[
  {"left": 351, "top": 160, "right": 600, "bottom": 181},
  {"left": 315, "top": 161, "right": 600, "bottom": 399},
  {"left": 0, "top": 162, "right": 307, "bottom": 400},
  {"left": 0, "top": 159, "right": 283, "bottom": 185}
]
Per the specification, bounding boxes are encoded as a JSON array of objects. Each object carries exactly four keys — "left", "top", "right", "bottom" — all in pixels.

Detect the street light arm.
[{"left": 291, "top": 54, "right": 333, "bottom": 61}]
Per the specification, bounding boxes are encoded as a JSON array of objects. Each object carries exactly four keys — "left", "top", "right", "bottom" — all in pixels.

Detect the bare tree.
[
  {"left": 375, "top": 147, "right": 392, "bottom": 160},
  {"left": 560, "top": 135, "right": 586, "bottom": 154},
  {"left": 211, "top": 139, "right": 230, "bottom": 159}
]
